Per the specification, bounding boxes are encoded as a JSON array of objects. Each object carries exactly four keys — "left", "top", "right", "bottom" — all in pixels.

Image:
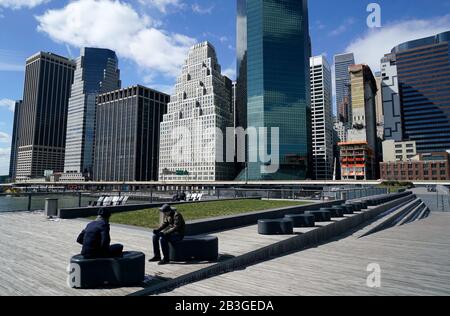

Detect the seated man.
[
  {"left": 77, "top": 208, "right": 123, "bottom": 259},
  {"left": 150, "top": 204, "right": 186, "bottom": 265}
]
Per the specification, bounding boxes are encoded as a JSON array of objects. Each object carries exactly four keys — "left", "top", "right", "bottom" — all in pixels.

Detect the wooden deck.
[
  {"left": 0, "top": 211, "right": 311, "bottom": 296},
  {"left": 160, "top": 213, "right": 450, "bottom": 296},
  {"left": 1, "top": 199, "right": 448, "bottom": 296}
]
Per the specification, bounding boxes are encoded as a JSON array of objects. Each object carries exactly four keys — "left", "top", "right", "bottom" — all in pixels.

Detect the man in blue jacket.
[{"left": 77, "top": 208, "right": 123, "bottom": 259}]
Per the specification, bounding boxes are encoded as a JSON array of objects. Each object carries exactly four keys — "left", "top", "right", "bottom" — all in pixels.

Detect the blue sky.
[{"left": 1, "top": 0, "right": 450, "bottom": 174}]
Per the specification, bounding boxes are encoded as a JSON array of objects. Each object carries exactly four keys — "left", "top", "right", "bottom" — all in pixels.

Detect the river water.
[{"left": 0, "top": 195, "right": 100, "bottom": 212}]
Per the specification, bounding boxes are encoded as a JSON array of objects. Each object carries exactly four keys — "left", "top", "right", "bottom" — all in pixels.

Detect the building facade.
[
  {"left": 380, "top": 152, "right": 450, "bottom": 181},
  {"left": 310, "top": 56, "right": 333, "bottom": 180},
  {"left": 335, "top": 53, "right": 355, "bottom": 126},
  {"left": 63, "top": 48, "right": 121, "bottom": 181},
  {"left": 16, "top": 52, "right": 75, "bottom": 180},
  {"left": 339, "top": 141, "right": 375, "bottom": 181},
  {"left": 341, "top": 64, "right": 379, "bottom": 180},
  {"left": 375, "top": 72, "right": 384, "bottom": 139},
  {"left": 158, "top": 42, "right": 234, "bottom": 182},
  {"left": 238, "top": 0, "right": 311, "bottom": 180},
  {"left": 392, "top": 31, "right": 450, "bottom": 153},
  {"left": 382, "top": 140, "right": 417, "bottom": 162},
  {"left": 381, "top": 53, "right": 403, "bottom": 141},
  {"left": 93, "top": 85, "right": 168, "bottom": 182},
  {"left": 9, "top": 100, "right": 22, "bottom": 180}
]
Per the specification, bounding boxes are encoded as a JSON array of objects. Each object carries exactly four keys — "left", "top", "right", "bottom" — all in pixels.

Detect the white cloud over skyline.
[
  {"left": 0, "top": 98, "right": 15, "bottom": 112},
  {"left": 0, "top": 0, "right": 49, "bottom": 10},
  {"left": 138, "top": 0, "right": 184, "bottom": 14},
  {"left": 346, "top": 15, "right": 450, "bottom": 72},
  {"left": 36, "top": 0, "right": 197, "bottom": 78}
]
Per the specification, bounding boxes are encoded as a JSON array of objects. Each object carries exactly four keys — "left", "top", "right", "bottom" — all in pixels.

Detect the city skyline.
[{"left": 2, "top": 0, "right": 450, "bottom": 174}]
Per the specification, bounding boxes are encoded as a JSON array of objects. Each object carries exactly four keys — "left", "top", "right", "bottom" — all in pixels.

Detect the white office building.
[
  {"left": 310, "top": 56, "right": 334, "bottom": 180},
  {"left": 158, "top": 42, "right": 234, "bottom": 181}
]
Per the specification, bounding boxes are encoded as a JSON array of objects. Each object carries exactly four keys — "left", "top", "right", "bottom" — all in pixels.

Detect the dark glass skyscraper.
[
  {"left": 63, "top": 48, "right": 120, "bottom": 180},
  {"left": 238, "top": 0, "right": 312, "bottom": 180},
  {"left": 16, "top": 52, "right": 75, "bottom": 180},
  {"left": 9, "top": 100, "right": 22, "bottom": 180},
  {"left": 392, "top": 31, "right": 450, "bottom": 153},
  {"left": 334, "top": 53, "right": 355, "bottom": 126},
  {"left": 93, "top": 86, "right": 169, "bottom": 182}
]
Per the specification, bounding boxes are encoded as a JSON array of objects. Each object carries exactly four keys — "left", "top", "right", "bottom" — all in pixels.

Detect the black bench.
[
  {"left": 169, "top": 236, "right": 219, "bottom": 262},
  {"left": 331, "top": 205, "right": 353, "bottom": 215},
  {"left": 343, "top": 204, "right": 358, "bottom": 213},
  {"left": 321, "top": 207, "right": 344, "bottom": 218},
  {"left": 305, "top": 210, "right": 331, "bottom": 222},
  {"left": 68, "top": 251, "right": 145, "bottom": 289},
  {"left": 258, "top": 219, "right": 294, "bottom": 235},
  {"left": 285, "top": 214, "right": 315, "bottom": 228},
  {"left": 346, "top": 202, "right": 363, "bottom": 212}
]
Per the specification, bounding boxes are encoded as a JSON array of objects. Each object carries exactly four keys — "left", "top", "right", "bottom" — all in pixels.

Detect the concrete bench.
[
  {"left": 284, "top": 214, "right": 315, "bottom": 228},
  {"left": 68, "top": 251, "right": 145, "bottom": 289},
  {"left": 258, "top": 219, "right": 294, "bottom": 235},
  {"left": 305, "top": 210, "right": 331, "bottom": 222},
  {"left": 320, "top": 207, "right": 344, "bottom": 218},
  {"left": 169, "top": 236, "right": 219, "bottom": 262}
]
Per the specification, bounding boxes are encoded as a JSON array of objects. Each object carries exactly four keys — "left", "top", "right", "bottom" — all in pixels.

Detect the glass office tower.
[
  {"left": 391, "top": 31, "right": 450, "bottom": 153},
  {"left": 334, "top": 53, "right": 355, "bottom": 126},
  {"left": 238, "top": 0, "right": 312, "bottom": 180},
  {"left": 63, "top": 48, "right": 120, "bottom": 180}
]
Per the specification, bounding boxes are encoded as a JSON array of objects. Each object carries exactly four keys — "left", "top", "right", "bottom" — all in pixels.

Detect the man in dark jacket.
[
  {"left": 77, "top": 208, "right": 123, "bottom": 259},
  {"left": 150, "top": 204, "right": 185, "bottom": 265}
]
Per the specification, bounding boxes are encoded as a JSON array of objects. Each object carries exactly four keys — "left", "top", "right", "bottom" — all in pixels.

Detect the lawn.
[{"left": 108, "top": 199, "right": 309, "bottom": 229}]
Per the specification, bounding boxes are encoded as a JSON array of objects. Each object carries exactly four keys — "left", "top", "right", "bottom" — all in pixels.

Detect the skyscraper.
[
  {"left": 391, "top": 31, "right": 450, "bottom": 153},
  {"left": 16, "top": 52, "right": 75, "bottom": 180},
  {"left": 63, "top": 48, "right": 120, "bottom": 180},
  {"left": 374, "top": 71, "right": 384, "bottom": 139},
  {"left": 236, "top": 0, "right": 247, "bottom": 131},
  {"left": 158, "top": 42, "right": 234, "bottom": 181},
  {"left": 93, "top": 85, "right": 168, "bottom": 182},
  {"left": 340, "top": 64, "right": 378, "bottom": 180},
  {"left": 9, "top": 100, "right": 22, "bottom": 180},
  {"left": 334, "top": 53, "right": 355, "bottom": 126},
  {"left": 381, "top": 53, "right": 403, "bottom": 141},
  {"left": 238, "top": 0, "right": 312, "bottom": 180},
  {"left": 310, "top": 56, "right": 334, "bottom": 180}
]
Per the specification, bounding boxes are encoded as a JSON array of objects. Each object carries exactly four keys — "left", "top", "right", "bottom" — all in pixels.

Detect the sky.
[{"left": 1, "top": 0, "right": 450, "bottom": 175}]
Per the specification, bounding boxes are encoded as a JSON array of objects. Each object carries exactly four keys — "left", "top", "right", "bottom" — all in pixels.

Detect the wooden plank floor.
[
  {"left": 160, "top": 213, "right": 450, "bottom": 296},
  {"left": 0, "top": 210, "right": 329, "bottom": 296}
]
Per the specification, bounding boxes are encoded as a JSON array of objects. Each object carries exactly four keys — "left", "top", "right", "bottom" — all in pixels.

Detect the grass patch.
[{"left": 108, "top": 199, "right": 309, "bottom": 229}]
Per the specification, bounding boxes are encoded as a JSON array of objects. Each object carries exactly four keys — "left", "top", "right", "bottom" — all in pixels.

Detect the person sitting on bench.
[
  {"left": 76, "top": 208, "right": 123, "bottom": 259},
  {"left": 149, "top": 204, "right": 185, "bottom": 265}
]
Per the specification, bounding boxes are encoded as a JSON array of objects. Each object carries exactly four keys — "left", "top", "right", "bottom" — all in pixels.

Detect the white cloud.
[
  {"left": 223, "top": 68, "right": 236, "bottom": 80},
  {"left": 0, "top": 132, "right": 10, "bottom": 144},
  {"left": 138, "top": 0, "right": 184, "bottom": 14},
  {"left": 329, "top": 18, "right": 355, "bottom": 37},
  {"left": 36, "top": 0, "right": 196, "bottom": 78},
  {"left": 0, "top": 0, "right": 49, "bottom": 9},
  {"left": 0, "top": 147, "right": 10, "bottom": 175},
  {"left": 346, "top": 15, "right": 450, "bottom": 72},
  {"left": 0, "top": 49, "right": 26, "bottom": 72},
  {"left": 0, "top": 99, "right": 16, "bottom": 112},
  {"left": 191, "top": 3, "right": 214, "bottom": 15}
]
